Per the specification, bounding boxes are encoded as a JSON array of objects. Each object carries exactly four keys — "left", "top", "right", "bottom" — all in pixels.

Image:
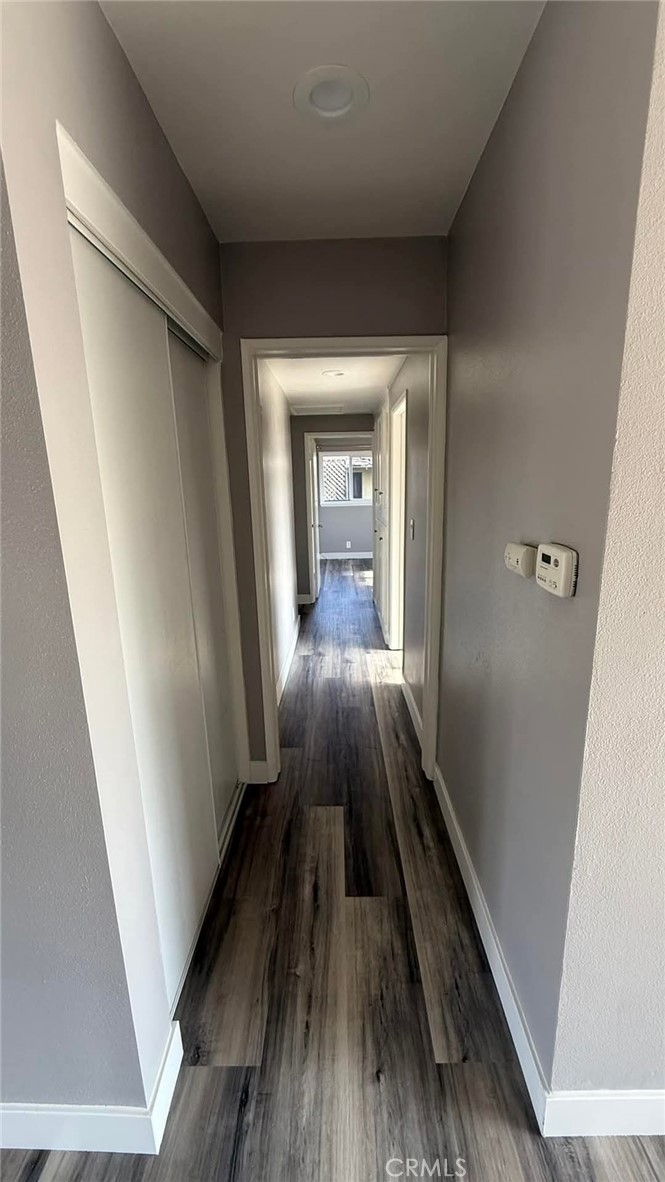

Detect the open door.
[
  {"left": 306, "top": 437, "right": 321, "bottom": 600},
  {"left": 389, "top": 395, "right": 407, "bottom": 650}
]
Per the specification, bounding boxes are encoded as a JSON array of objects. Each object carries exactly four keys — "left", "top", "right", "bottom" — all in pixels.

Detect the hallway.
[{"left": 3, "top": 562, "right": 663, "bottom": 1182}]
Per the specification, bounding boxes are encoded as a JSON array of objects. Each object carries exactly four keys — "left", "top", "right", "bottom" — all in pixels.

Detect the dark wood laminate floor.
[{"left": 4, "top": 561, "right": 663, "bottom": 1182}]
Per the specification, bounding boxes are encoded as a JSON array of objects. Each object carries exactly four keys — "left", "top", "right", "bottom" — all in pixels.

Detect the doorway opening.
[
  {"left": 305, "top": 431, "right": 375, "bottom": 605},
  {"left": 241, "top": 335, "right": 447, "bottom": 784}
]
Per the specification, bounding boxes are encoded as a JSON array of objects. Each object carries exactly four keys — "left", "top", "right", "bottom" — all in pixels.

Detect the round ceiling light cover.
[
  {"left": 294, "top": 65, "right": 369, "bottom": 123},
  {"left": 322, "top": 369, "right": 346, "bottom": 378}
]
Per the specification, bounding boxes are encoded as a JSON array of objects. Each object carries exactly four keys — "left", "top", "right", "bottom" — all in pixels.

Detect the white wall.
[
  {"left": 551, "top": 9, "right": 665, "bottom": 1092},
  {"left": 258, "top": 361, "right": 299, "bottom": 694}
]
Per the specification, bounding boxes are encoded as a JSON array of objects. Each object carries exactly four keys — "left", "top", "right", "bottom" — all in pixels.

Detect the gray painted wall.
[
  {"left": 220, "top": 238, "right": 447, "bottom": 757},
  {"left": 319, "top": 506, "right": 373, "bottom": 556},
  {"left": 291, "top": 414, "right": 375, "bottom": 596},
  {"left": 437, "top": 0, "right": 656, "bottom": 1084},
  {"left": 3, "top": 3, "right": 220, "bottom": 323},
  {"left": 1, "top": 176, "right": 143, "bottom": 1106},
  {"left": 1, "top": 1, "right": 222, "bottom": 1105},
  {"left": 551, "top": 8, "right": 665, "bottom": 1092},
  {"left": 399, "top": 354, "right": 430, "bottom": 717}
]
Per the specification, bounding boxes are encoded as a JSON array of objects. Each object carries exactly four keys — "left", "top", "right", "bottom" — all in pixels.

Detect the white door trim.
[
  {"left": 321, "top": 552, "right": 374, "bottom": 560},
  {"left": 56, "top": 125, "right": 220, "bottom": 359},
  {"left": 388, "top": 393, "right": 407, "bottom": 651},
  {"left": 240, "top": 336, "right": 446, "bottom": 782},
  {"left": 205, "top": 364, "right": 251, "bottom": 783},
  {"left": 303, "top": 433, "right": 321, "bottom": 602},
  {"left": 421, "top": 338, "right": 448, "bottom": 777},
  {"left": 304, "top": 430, "right": 374, "bottom": 601},
  {"left": 57, "top": 130, "right": 250, "bottom": 800},
  {"left": 240, "top": 344, "right": 281, "bottom": 783}
]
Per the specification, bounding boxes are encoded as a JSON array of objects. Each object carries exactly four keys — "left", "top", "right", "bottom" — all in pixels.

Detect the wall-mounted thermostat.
[
  {"left": 504, "top": 542, "right": 537, "bottom": 579},
  {"left": 536, "top": 543, "right": 579, "bottom": 597}
]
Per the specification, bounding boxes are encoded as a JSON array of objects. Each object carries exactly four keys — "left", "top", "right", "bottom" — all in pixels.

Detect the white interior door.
[
  {"left": 169, "top": 332, "right": 238, "bottom": 840},
  {"left": 374, "top": 407, "right": 389, "bottom": 631},
  {"left": 389, "top": 399, "right": 407, "bottom": 650},
  {"left": 69, "top": 228, "right": 218, "bottom": 1006},
  {"left": 307, "top": 441, "right": 321, "bottom": 598}
]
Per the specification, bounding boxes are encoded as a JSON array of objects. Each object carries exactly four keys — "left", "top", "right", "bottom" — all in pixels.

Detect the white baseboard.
[
  {"left": 276, "top": 614, "right": 301, "bottom": 705},
  {"left": 542, "top": 1089, "right": 665, "bottom": 1137},
  {"left": 431, "top": 764, "right": 665, "bottom": 1138},
  {"left": 320, "top": 551, "right": 373, "bottom": 559},
  {"left": 431, "top": 764, "right": 547, "bottom": 1127},
  {"left": 401, "top": 680, "right": 424, "bottom": 748},
  {"left": 146, "top": 1021, "right": 184, "bottom": 1151},
  {"left": 297, "top": 593, "right": 314, "bottom": 605},
  {"left": 377, "top": 605, "right": 391, "bottom": 649},
  {"left": 0, "top": 1021, "right": 182, "bottom": 1154}
]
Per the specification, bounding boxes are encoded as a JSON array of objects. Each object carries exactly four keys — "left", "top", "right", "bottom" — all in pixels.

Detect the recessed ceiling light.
[
  {"left": 322, "top": 369, "right": 346, "bottom": 377},
  {"left": 294, "top": 65, "right": 370, "bottom": 124}
]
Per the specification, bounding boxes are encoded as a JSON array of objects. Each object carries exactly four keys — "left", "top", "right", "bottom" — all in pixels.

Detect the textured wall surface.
[
  {"left": 437, "top": 0, "right": 657, "bottom": 1083},
  {"left": 0, "top": 177, "right": 143, "bottom": 1106},
  {"left": 220, "top": 237, "right": 446, "bottom": 757},
  {"left": 291, "top": 414, "right": 376, "bottom": 595},
  {"left": 3, "top": 2, "right": 220, "bottom": 321},
  {"left": 552, "top": 11, "right": 665, "bottom": 1092}
]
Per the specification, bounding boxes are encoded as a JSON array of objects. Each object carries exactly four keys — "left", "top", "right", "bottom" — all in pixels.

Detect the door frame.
[
  {"left": 388, "top": 393, "right": 407, "bottom": 652},
  {"left": 56, "top": 124, "right": 250, "bottom": 782},
  {"left": 303, "top": 433, "right": 321, "bottom": 603},
  {"left": 240, "top": 335, "right": 447, "bottom": 781},
  {"left": 57, "top": 137, "right": 251, "bottom": 793},
  {"left": 304, "top": 430, "right": 374, "bottom": 599}
]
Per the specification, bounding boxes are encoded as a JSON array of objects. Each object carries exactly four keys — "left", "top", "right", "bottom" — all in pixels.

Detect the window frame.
[{"left": 318, "top": 450, "right": 374, "bottom": 508}]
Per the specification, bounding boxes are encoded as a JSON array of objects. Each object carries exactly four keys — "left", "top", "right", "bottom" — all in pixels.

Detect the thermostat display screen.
[{"left": 541, "top": 554, "right": 551, "bottom": 565}]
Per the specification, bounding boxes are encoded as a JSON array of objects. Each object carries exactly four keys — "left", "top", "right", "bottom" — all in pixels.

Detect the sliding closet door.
[
  {"left": 69, "top": 228, "right": 218, "bottom": 1006},
  {"left": 168, "top": 332, "right": 238, "bottom": 836}
]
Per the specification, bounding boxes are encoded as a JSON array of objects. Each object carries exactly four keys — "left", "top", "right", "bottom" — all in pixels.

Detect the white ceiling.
[
  {"left": 102, "top": 1, "right": 543, "bottom": 242},
  {"left": 264, "top": 354, "right": 405, "bottom": 413}
]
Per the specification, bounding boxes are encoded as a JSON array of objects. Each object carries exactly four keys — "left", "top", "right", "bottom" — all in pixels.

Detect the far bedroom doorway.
[{"left": 305, "top": 432, "right": 375, "bottom": 603}]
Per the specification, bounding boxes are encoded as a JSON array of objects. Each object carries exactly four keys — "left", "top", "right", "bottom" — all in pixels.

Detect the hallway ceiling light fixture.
[
  {"left": 293, "top": 65, "right": 370, "bottom": 124},
  {"left": 322, "top": 369, "right": 346, "bottom": 378}
]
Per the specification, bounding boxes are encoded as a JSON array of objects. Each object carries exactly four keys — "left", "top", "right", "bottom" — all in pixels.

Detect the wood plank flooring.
[{"left": 3, "top": 560, "right": 662, "bottom": 1182}]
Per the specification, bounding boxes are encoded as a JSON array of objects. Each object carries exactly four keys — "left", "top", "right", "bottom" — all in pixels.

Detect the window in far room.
[{"left": 320, "top": 452, "right": 373, "bottom": 505}]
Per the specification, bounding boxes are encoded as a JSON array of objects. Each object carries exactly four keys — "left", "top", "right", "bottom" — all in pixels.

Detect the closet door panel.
[
  {"left": 69, "top": 229, "right": 218, "bottom": 1006},
  {"left": 168, "top": 332, "right": 238, "bottom": 836}
]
